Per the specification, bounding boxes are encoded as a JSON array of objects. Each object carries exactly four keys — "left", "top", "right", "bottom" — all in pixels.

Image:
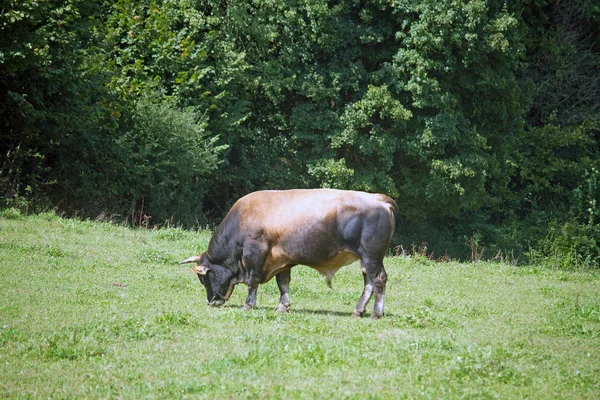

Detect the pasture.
[{"left": 1, "top": 211, "right": 599, "bottom": 398}]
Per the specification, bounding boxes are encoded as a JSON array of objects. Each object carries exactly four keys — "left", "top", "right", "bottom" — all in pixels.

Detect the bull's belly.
[
  {"left": 262, "top": 246, "right": 360, "bottom": 283},
  {"left": 310, "top": 250, "right": 359, "bottom": 270},
  {"left": 311, "top": 251, "right": 360, "bottom": 287}
]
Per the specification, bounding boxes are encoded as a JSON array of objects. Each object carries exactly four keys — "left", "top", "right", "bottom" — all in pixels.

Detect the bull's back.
[
  {"left": 237, "top": 189, "right": 394, "bottom": 253},
  {"left": 237, "top": 189, "right": 389, "bottom": 231}
]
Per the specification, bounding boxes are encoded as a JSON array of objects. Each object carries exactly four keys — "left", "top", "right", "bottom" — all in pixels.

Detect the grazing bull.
[{"left": 180, "top": 189, "right": 396, "bottom": 318}]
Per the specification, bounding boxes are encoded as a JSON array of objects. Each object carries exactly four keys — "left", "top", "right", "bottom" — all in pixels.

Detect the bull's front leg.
[
  {"left": 240, "top": 239, "right": 268, "bottom": 311},
  {"left": 243, "top": 285, "right": 258, "bottom": 311},
  {"left": 275, "top": 269, "right": 292, "bottom": 312}
]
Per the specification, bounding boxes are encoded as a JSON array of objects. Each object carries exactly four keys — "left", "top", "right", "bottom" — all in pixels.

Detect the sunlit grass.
[{"left": 1, "top": 212, "right": 599, "bottom": 398}]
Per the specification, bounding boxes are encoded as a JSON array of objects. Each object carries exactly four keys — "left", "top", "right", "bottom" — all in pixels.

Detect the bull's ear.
[
  {"left": 180, "top": 255, "right": 202, "bottom": 265},
  {"left": 192, "top": 265, "right": 210, "bottom": 276}
]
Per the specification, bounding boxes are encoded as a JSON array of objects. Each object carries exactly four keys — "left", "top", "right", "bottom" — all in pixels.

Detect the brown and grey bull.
[{"left": 180, "top": 189, "right": 397, "bottom": 318}]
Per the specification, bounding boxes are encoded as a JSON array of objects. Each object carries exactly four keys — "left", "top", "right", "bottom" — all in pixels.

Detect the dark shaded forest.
[{"left": 1, "top": 0, "right": 599, "bottom": 265}]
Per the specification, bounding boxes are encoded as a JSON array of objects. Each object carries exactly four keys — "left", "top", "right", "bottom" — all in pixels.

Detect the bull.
[{"left": 180, "top": 189, "right": 396, "bottom": 318}]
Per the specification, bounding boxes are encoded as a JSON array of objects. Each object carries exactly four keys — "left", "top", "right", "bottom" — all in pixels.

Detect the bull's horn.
[{"left": 180, "top": 255, "right": 201, "bottom": 265}]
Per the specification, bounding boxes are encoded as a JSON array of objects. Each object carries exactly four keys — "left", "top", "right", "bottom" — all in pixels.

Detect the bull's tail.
[
  {"left": 380, "top": 195, "right": 397, "bottom": 219},
  {"left": 380, "top": 195, "right": 398, "bottom": 236},
  {"left": 386, "top": 197, "right": 398, "bottom": 218}
]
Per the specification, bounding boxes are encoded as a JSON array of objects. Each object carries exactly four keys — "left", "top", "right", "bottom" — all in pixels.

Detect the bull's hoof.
[
  {"left": 242, "top": 303, "right": 253, "bottom": 311},
  {"left": 351, "top": 310, "right": 363, "bottom": 318},
  {"left": 371, "top": 312, "right": 384, "bottom": 319},
  {"left": 276, "top": 304, "right": 289, "bottom": 313}
]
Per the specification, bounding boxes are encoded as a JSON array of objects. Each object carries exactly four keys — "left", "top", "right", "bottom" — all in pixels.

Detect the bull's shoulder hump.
[{"left": 235, "top": 189, "right": 341, "bottom": 206}]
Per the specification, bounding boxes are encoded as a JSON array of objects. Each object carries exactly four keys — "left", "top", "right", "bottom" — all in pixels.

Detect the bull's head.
[{"left": 180, "top": 253, "right": 236, "bottom": 306}]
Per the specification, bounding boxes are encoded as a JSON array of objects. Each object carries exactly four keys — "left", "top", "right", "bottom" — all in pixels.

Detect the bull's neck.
[{"left": 206, "top": 207, "right": 241, "bottom": 270}]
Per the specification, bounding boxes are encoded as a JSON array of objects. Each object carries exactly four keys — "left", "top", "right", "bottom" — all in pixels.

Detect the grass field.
[{"left": 1, "top": 210, "right": 599, "bottom": 399}]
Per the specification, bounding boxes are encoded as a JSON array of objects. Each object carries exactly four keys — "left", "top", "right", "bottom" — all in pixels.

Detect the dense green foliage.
[{"left": 1, "top": 0, "right": 599, "bottom": 264}]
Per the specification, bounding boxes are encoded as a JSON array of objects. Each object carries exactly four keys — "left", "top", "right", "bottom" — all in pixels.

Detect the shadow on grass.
[
  {"left": 291, "top": 308, "right": 396, "bottom": 318},
  {"left": 219, "top": 304, "right": 394, "bottom": 318}
]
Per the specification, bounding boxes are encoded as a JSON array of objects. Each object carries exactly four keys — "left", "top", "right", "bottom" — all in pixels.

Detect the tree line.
[{"left": 1, "top": 0, "right": 599, "bottom": 266}]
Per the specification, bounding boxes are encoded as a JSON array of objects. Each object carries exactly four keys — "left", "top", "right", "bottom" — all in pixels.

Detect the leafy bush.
[
  {"left": 0, "top": 208, "right": 23, "bottom": 220},
  {"left": 529, "top": 221, "right": 600, "bottom": 269},
  {"left": 572, "top": 167, "right": 600, "bottom": 226},
  {"left": 118, "top": 95, "right": 228, "bottom": 226}
]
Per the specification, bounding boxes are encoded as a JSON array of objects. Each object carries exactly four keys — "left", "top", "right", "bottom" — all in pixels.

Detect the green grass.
[{"left": 1, "top": 211, "right": 599, "bottom": 399}]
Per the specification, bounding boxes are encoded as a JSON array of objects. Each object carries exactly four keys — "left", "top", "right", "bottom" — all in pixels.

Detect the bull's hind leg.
[
  {"left": 352, "top": 265, "right": 374, "bottom": 318},
  {"left": 353, "top": 258, "right": 387, "bottom": 318},
  {"left": 275, "top": 268, "right": 292, "bottom": 312},
  {"left": 370, "top": 262, "right": 387, "bottom": 318},
  {"left": 353, "top": 206, "right": 393, "bottom": 318}
]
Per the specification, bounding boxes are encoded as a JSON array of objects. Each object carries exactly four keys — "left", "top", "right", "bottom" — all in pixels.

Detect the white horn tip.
[{"left": 180, "top": 255, "right": 201, "bottom": 265}]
